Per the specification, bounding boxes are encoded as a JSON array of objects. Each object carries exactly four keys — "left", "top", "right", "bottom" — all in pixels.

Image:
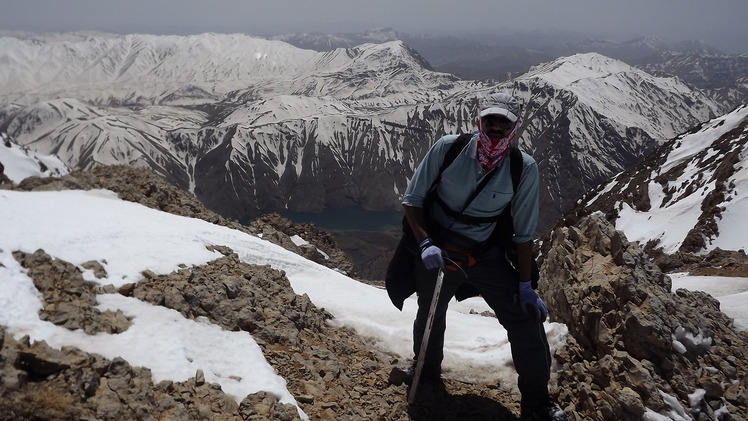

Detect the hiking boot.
[
  {"left": 404, "top": 363, "right": 441, "bottom": 386},
  {"left": 520, "top": 401, "right": 568, "bottom": 421}
]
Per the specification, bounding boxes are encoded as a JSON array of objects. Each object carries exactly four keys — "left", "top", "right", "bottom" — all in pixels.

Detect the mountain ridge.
[
  {"left": 555, "top": 104, "right": 748, "bottom": 272},
  {"left": 0, "top": 32, "right": 457, "bottom": 107},
  {"left": 273, "top": 28, "right": 734, "bottom": 84}
]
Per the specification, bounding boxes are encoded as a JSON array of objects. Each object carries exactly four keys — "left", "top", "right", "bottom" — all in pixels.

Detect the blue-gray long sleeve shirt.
[{"left": 402, "top": 133, "right": 539, "bottom": 244}]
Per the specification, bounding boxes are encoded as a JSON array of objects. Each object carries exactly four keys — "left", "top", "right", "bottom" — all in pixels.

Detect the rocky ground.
[
  {"left": 0, "top": 247, "right": 522, "bottom": 420},
  {"left": 1, "top": 166, "right": 747, "bottom": 420}
]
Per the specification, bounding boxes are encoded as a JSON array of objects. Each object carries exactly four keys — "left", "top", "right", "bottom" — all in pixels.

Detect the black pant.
[{"left": 412, "top": 246, "right": 552, "bottom": 406}]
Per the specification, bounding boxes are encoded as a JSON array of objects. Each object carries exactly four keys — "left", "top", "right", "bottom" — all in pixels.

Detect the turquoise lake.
[{"left": 280, "top": 208, "right": 403, "bottom": 231}]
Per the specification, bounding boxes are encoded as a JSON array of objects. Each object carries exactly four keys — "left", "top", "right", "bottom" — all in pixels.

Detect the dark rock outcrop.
[
  {"left": 13, "top": 250, "right": 131, "bottom": 335},
  {"left": 540, "top": 213, "right": 748, "bottom": 420},
  {"left": 0, "top": 330, "right": 300, "bottom": 420}
]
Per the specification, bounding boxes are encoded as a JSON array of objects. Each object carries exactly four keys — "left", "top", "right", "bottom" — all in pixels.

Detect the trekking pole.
[{"left": 408, "top": 268, "right": 445, "bottom": 405}]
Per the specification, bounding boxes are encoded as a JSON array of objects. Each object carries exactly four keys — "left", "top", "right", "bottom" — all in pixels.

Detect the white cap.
[{"left": 479, "top": 92, "right": 521, "bottom": 122}]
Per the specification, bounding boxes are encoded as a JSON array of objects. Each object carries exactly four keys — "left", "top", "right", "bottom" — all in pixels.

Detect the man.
[{"left": 392, "top": 93, "right": 567, "bottom": 420}]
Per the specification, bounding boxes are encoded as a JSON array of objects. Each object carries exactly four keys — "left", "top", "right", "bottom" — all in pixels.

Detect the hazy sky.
[{"left": 1, "top": 0, "right": 747, "bottom": 53}]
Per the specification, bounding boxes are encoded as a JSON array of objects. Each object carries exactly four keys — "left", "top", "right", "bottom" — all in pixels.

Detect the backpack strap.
[
  {"left": 421, "top": 133, "right": 471, "bottom": 211},
  {"left": 500, "top": 146, "right": 540, "bottom": 286},
  {"left": 428, "top": 133, "right": 471, "bottom": 194},
  {"left": 509, "top": 145, "right": 522, "bottom": 193},
  {"left": 403, "top": 133, "right": 471, "bottom": 236},
  {"left": 488, "top": 145, "right": 531, "bottom": 261}
]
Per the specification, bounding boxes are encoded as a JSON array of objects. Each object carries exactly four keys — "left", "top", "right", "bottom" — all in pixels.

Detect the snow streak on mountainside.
[
  {"left": 577, "top": 105, "right": 748, "bottom": 254},
  {"left": 0, "top": 32, "right": 731, "bottom": 232}
]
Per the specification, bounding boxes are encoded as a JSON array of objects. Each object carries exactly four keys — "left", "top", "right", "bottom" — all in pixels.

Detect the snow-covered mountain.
[
  {"left": 0, "top": 132, "right": 69, "bottom": 183},
  {"left": 572, "top": 104, "right": 748, "bottom": 254},
  {"left": 0, "top": 31, "right": 731, "bottom": 232},
  {"left": 501, "top": 53, "right": 724, "bottom": 228},
  {"left": 563, "top": 36, "right": 721, "bottom": 63},
  {"left": 272, "top": 28, "right": 405, "bottom": 54}
]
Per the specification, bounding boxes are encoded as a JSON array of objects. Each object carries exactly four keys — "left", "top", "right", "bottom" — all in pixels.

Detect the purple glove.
[
  {"left": 518, "top": 281, "right": 548, "bottom": 322},
  {"left": 419, "top": 238, "right": 444, "bottom": 270}
]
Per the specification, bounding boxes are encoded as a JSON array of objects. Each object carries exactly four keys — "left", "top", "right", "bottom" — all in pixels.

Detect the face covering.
[{"left": 477, "top": 117, "right": 521, "bottom": 173}]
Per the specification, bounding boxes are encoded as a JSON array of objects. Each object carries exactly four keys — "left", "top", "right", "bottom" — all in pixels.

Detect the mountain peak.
[
  {"left": 526, "top": 52, "right": 633, "bottom": 82},
  {"left": 518, "top": 50, "right": 720, "bottom": 143}
]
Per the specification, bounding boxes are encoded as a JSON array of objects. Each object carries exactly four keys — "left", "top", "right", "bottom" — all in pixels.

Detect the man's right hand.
[{"left": 419, "top": 238, "right": 444, "bottom": 269}]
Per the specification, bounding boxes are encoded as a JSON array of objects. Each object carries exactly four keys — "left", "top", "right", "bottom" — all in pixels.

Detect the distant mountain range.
[
  {"left": 638, "top": 52, "right": 748, "bottom": 105},
  {"left": 276, "top": 29, "right": 747, "bottom": 113},
  {"left": 0, "top": 31, "right": 738, "bottom": 234}
]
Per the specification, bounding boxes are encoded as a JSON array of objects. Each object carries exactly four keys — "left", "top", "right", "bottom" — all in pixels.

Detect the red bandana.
[{"left": 477, "top": 118, "right": 521, "bottom": 173}]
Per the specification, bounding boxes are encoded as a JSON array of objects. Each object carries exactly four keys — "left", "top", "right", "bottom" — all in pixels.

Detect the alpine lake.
[{"left": 280, "top": 207, "right": 404, "bottom": 232}]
